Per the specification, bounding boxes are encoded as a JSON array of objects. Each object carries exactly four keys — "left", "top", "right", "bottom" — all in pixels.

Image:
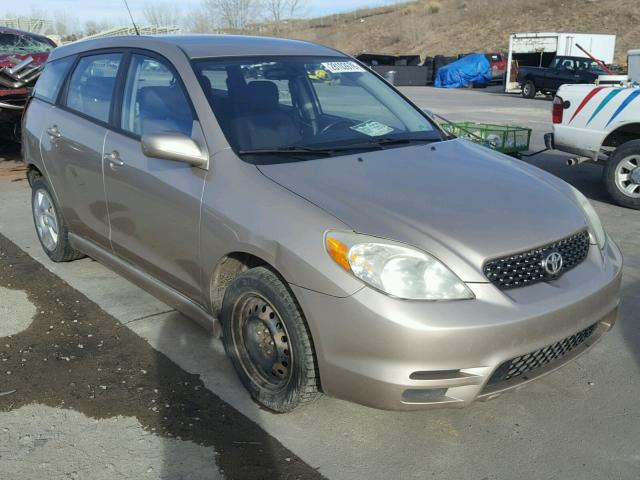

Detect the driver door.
[{"left": 103, "top": 53, "right": 206, "bottom": 302}]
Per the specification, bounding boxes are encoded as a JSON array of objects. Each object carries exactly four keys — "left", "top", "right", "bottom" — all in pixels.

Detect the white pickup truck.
[{"left": 545, "top": 82, "right": 640, "bottom": 209}]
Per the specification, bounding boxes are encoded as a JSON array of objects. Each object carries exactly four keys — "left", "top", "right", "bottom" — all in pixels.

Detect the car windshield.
[
  {"left": 0, "top": 33, "right": 54, "bottom": 55},
  {"left": 193, "top": 56, "right": 441, "bottom": 158}
]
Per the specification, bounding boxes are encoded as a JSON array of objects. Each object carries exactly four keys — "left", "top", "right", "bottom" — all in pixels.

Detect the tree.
[
  {"left": 262, "top": 0, "right": 307, "bottom": 23},
  {"left": 143, "top": 2, "right": 182, "bottom": 27},
  {"left": 203, "top": 0, "right": 258, "bottom": 30},
  {"left": 183, "top": 5, "right": 217, "bottom": 33}
]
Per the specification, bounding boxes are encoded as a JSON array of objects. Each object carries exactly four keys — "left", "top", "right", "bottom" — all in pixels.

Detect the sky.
[{"left": 7, "top": 0, "right": 407, "bottom": 25}]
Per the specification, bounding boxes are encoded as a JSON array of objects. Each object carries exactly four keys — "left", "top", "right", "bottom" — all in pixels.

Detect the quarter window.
[
  {"left": 120, "top": 55, "right": 194, "bottom": 137},
  {"left": 33, "top": 57, "right": 74, "bottom": 103},
  {"left": 65, "top": 53, "right": 122, "bottom": 123}
]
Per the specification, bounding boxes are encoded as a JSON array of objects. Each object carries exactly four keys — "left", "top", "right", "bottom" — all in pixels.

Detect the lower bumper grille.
[{"left": 487, "top": 323, "right": 597, "bottom": 385}]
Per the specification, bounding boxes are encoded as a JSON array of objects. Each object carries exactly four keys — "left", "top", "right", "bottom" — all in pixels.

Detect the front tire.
[
  {"left": 522, "top": 80, "right": 536, "bottom": 98},
  {"left": 220, "top": 267, "right": 321, "bottom": 412},
  {"left": 604, "top": 140, "right": 640, "bottom": 209},
  {"left": 31, "top": 177, "right": 85, "bottom": 262}
]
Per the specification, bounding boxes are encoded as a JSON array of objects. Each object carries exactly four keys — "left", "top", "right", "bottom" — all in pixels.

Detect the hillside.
[{"left": 244, "top": 0, "right": 639, "bottom": 65}]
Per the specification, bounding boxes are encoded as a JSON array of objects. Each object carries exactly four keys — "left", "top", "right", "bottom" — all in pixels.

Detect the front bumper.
[{"left": 292, "top": 239, "right": 622, "bottom": 410}]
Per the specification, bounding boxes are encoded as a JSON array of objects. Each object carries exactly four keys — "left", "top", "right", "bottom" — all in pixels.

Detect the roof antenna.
[{"left": 123, "top": 0, "right": 141, "bottom": 36}]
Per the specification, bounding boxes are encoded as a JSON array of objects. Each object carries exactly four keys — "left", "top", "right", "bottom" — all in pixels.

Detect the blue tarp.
[{"left": 434, "top": 53, "right": 491, "bottom": 88}]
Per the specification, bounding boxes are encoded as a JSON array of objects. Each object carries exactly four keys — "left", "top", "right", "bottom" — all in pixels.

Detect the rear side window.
[
  {"left": 65, "top": 53, "right": 122, "bottom": 123},
  {"left": 33, "top": 57, "right": 74, "bottom": 103}
]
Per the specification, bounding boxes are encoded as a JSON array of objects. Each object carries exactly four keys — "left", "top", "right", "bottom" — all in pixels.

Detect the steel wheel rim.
[
  {"left": 614, "top": 154, "right": 640, "bottom": 198},
  {"left": 231, "top": 293, "right": 293, "bottom": 392},
  {"left": 33, "top": 188, "right": 59, "bottom": 251},
  {"left": 524, "top": 84, "right": 532, "bottom": 96}
]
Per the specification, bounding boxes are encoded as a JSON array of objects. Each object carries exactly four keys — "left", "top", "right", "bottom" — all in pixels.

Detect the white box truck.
[{"left": 505, "top": 32, "right": 617, "bottom": 93}]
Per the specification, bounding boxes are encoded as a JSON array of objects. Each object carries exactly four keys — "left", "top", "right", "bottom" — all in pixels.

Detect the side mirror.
[
  {"left": 141, "top": 133, "right": 208, "bottom": 167},
  {"left": 422, "top": 108, "right": 434, "bottom": 118}
]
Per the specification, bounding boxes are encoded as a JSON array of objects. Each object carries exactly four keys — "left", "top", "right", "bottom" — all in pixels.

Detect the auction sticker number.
[{"left": 321, "top": 61, "right": 366, "bottom": 74}]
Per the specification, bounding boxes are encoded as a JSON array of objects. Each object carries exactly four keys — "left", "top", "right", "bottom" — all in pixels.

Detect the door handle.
[
  {"left": 46, "top": 125, "right": 61, "bottom": 139},
  {"left": 104, "top": 150, "right": 124, "bottom": 167}
]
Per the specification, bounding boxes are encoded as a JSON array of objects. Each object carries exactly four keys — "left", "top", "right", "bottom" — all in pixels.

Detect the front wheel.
[
  {"left": 220, "top": 267, "right": 321, "bottom": 412},
  {"left": 522, "top": 80, "right": 536, "bottom": 99},
  {"left": 604, "top": 140, "right": 640, "bottom": 209}
]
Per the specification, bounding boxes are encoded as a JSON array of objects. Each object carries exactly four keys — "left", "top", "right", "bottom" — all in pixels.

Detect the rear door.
[
  {"left": 102, "top": 52, "right": 206, "bottom": 302},
  {"left": 40, "top": 52, "right": 123, "bottom": 249}
]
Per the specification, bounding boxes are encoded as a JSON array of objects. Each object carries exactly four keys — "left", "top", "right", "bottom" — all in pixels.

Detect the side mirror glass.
[{"left": 141, "top": 133, "right": 208, "bottom": 167}]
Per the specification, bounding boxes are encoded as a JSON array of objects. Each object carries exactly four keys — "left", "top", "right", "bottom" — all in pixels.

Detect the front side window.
[
  {"left": 65, "top": 53, "right": 122, "bottom": 123},
  {"left": 120, "top": 54, "right": 194, "bottom": 137},
  {"left": 193, "top": 56, "right": 439, "bottom": 158},
  {"left": 33, "top": 56, "right": 74, "bottom": 103}
]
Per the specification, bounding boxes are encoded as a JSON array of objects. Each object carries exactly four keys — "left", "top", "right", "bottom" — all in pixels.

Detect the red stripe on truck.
[{"left": 569, "top": 86, "right": 606, "bottom": 123}]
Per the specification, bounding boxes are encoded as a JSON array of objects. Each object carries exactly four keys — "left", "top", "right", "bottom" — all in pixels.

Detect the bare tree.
[
  {"left": 83, "top": 19, "right": 116, "bottom": 36},
  {"left": 52, "top": 11, "right": 77, "bottom": 36},
  {"left": 183, "top": 5, "right": 217, "bottom": 33},
  {"left": 262, "top": 0, "right": 307, "bottom": 23},
  {"left": 143, "top": 2, "right": 182, "bottom": 27},
  {"left": 203, "top": 0, "right": 258, "bottom": 30}
]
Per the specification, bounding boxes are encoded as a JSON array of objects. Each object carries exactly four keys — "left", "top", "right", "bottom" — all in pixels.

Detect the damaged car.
[{"left": 0, "top": 26, "right": 55, "bottom": 140}]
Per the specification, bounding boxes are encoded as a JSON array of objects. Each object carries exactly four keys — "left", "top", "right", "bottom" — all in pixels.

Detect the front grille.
[
  {"left": 483, "top": 230, "right": 590, "bottom": 289},
  {"left": 487, "top": 323, "right": 597, "bottom": 386}
]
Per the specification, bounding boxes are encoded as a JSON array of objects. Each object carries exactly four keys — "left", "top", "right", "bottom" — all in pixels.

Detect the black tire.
[
  {"left": 220, "top": 267, "right": 321, "bottom": 412},
  {"left": 31, "top": 176, "right": 85, "bottom": 262},
  {"left": 603, "top": 140, "right": 640, "bottom": 209},
  {"left": 522, "top": 80, "right": 536, "bottom": 98}
]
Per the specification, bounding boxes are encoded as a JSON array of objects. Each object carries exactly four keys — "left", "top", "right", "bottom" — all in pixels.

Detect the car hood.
[{"left": 257, "top": 139, "right": 588, "bottom": 282}]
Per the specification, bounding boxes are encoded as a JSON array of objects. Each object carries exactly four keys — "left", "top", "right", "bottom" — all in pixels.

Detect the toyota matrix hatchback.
[{"left": 23, "top": 35, "right": 622, "bottom": 412}]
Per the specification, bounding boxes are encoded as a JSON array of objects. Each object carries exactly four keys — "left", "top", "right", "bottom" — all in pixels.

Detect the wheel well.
[
  {"left": 602, "top": 123, "right": 640, "bottom": 150},
  {"left": 209, "top": 252, "right": 270, "bottom": 319},
  {"left": 26, "top": 164, "right": 43, "bottom": 186}
]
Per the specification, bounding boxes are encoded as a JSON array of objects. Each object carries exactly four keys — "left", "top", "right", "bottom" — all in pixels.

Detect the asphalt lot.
[{"left": 1, "top": 86, "right": 639, "bottom": 480}]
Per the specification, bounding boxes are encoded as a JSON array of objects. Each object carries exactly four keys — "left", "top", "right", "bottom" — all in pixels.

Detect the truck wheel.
[
  {"left": 522, "top": 80, "right": 536, "bottom": 99},
  {"left": 31, "top": 177, "right": 85, "bottom": 262},
  {"left": 604, "top": 140, "right": 640, "bottom": 209},
  {"left": 220, "top": 267, "right": 321, "bottom": 412}
]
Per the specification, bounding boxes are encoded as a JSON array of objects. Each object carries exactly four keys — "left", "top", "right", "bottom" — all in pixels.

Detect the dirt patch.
[
  {"left": 246, "top": 0, "right": 638, "bottom": 65},
  {"left": 0, "top": 233, "right": 325, "bottom": 480}
]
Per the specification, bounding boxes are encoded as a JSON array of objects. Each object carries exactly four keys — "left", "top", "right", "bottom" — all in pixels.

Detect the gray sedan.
[{"left": 22, "top": 35, "right": 622, "bottom": 412}]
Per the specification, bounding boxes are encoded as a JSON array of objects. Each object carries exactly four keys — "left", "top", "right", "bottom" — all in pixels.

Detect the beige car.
[{"left": 23, "top": 35, "right": 622, "bottom": 412}]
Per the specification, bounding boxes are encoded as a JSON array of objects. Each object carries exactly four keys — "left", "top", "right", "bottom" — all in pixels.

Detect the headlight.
[
  {"left": 325, "top": 231, "right": 474, "bottom": 301},
  {"left": 568, "top": 186, "right": 606, "bottom": 248}
]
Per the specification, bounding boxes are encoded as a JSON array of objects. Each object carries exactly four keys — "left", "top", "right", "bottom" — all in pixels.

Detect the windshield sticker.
[
  {"left": 350, "top": 120, "right": 395, "bottom": 137},
  {"left": 321, "top": 61, "right": 365, "bottom": 74}
]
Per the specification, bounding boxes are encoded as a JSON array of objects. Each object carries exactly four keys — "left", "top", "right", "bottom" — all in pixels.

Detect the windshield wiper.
[
  {"left": 328, "top": 137, "right": 439, "bottom": 150},
  {"left": 237, "top": 146, "right": 334, "bottom": 156},
  {"left": 238, "top": 138, "right": 439, "bottom": 157},
  {"left": 366, "top": 137, "right": 439, "bottom": 146}
]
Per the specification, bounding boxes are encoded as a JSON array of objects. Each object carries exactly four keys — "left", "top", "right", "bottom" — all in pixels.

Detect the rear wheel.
[
  {"left": 31, "top": 177, "right": 85, "bottom": 262},
  {"left": 604, "top": 140, "right": 640, "bottom": 209},
  {"left": 220, "top": 267, "right": 320, "bottom": 412},
  {"left": 522, "top": 80, "right": 536, "bottom": 99}
]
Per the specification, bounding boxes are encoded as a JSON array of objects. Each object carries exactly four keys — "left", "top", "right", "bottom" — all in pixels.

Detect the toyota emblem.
[{"left": 542, "top": 251, "right": 564, "bottom": 276}]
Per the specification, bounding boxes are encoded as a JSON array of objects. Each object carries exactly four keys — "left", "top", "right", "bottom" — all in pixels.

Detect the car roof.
[{"left": 48, "top": 34, "right": 345, "bottom": 62}]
